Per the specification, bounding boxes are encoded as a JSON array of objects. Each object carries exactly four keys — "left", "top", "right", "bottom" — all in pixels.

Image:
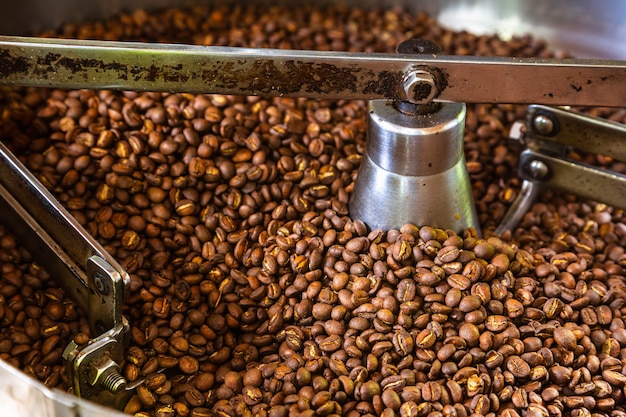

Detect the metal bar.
[
  {"left": 0, "top": 36, "right": 625, "bottom": 106},
  {"left": 527, "top": 105, "right": 626, "bottom": 161},
  {"left": 0, "top": 180, "right": 89, "bottom": 313},
  {"left": 0, "top": 143, "right": 129, "bottom": 332},
  {"left": 519, "top": 150, "right": 626, "bottom": 210}
]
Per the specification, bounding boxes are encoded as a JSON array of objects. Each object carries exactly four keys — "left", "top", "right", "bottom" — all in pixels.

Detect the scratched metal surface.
[{"left": 0, "top": 38, "right": 624, "bottom": 106}]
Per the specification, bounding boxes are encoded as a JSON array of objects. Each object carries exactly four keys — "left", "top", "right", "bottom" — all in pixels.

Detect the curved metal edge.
[
  {"left": 495, "top": 180, "right": 543, "bottom": 235},
  {"left": 0, "top": 359, "right": 127, "bottom": 417}
]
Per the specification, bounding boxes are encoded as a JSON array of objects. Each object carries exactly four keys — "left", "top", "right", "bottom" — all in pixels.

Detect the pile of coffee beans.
[{"left": 1, "top": 4, "right": 626, "bottom": 417}]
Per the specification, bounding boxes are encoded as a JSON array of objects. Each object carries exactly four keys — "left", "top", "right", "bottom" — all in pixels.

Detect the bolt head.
[{"left": 403, "top": 70, "right": 437, "bottom": 104}]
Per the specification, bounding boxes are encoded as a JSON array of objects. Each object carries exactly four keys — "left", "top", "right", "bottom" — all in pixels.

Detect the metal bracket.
[
  {"left": 62, "top": 256, "right": 131, "bottom": 408},
  {"left": 86, "top": 256, "right": 126, "bottom": 337},
  {"left": 497, "top": 105, "right": 626, "bottom": 233}
]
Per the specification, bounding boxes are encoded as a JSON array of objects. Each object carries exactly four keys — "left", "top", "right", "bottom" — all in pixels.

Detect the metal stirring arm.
[
  {"left": 0, "top": 35, "right": 625, "bottom": 107},
  {"left": 497, "top": 105, "right": 626, "bottom": 233},
  {"left": 0, "top": 143, "right": 131, "bottom": 408}
]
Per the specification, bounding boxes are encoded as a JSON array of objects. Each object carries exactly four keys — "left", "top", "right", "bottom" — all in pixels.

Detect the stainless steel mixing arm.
[
  {"left": 0, "top": 143, "right": 132, "bottom": 408},
  {"left": 0, "top": 35, "right": 624, "bottom": 107}
]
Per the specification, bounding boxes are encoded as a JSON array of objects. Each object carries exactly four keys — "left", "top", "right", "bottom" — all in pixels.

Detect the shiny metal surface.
[
  {"left": 349, "top": 101, "right": 479, "bottom": 232},
  {"left": 519, "top": 105, "right": 626, "bottom": 208},
  {"left": 63, "top": 319, "right": 131, "bottom": 409},
  {"left": 519, "top": 150, "right": 626, "bottom": 210},
  {"left": 367, "top": 102, "right": 465, "bottom": 175},
  {"left": 429, "top": 1, "right": 626, "bottom": 59},
  {"left": 0, "top": 144, "right": 130, "bottom": 335},
  {"left": 526, "top": 105, "right": 626, "bottom": 162},
  {"left": 0, "top": 36, "right": 625, "bottom": 106}
]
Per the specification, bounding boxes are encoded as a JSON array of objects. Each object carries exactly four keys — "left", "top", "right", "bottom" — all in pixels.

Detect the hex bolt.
[
  {"left": 403, "top": 70, "right": 438, "bottom": 104},
  {"left": 532, "top": 114, "right": 555, "bottom": 136},
  {"left": 88, "top": 357, "right": 128, "bottom": 394}
]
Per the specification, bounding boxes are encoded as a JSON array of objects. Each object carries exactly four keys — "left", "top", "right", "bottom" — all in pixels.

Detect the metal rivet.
[
  {"left": 532, "top": 114, "right": 554, "bottom": 136},
  {"left": 94, "top": 274, "right": 108, "bottom": 294},
  {"left": 526, "top": 159, "right": 550, "bottom": 180}
]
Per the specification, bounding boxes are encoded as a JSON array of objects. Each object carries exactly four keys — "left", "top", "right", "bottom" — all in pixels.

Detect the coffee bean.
[
  {"left": 399, "top": 400, "right": 420, "bottom": 417},
  {"left": 381, "top": 389, "right": 401, "bottom": 410},
  {"left": 179, "top": 356, "right": 199, "bottom": 374},
  {"left": 485, "top": 315, "right": 509, "bottom": 332},
  {"left": 458, "top": 295, "right": 482, "bottom": 313},
  {"left": 137, "top": 385, "right": 157, "bottom": 408},
  {"left": 553, "top": 326, "right": 577, "bottom": 350},
  {"left": 602, "top": 369, "right": 626, "bottom": 386},
  {"left": 455, "top": 323, "right": 479, "bottom": 348},
  {"left": 506, "top": 355, "right": 531, "bottom": 379},
  {"left": 549, "top": 365, "right": 573, "bottom": 385}
]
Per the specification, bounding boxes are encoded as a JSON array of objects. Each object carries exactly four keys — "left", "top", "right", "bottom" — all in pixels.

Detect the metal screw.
[
  {"left": 100, "top": 369, "right": 127, "bottom": 394},
  {"left": 403, "top": 70, "right": 438, "bottom": 104},
  {"left": 88, "top": 357, "right": 128, "bottom": 394},
  {"left": 526, "top": 159, "right": 550, "bottom": 180},
  {"left": 532, "top": 114, "right": 555, "bottom": 135}
]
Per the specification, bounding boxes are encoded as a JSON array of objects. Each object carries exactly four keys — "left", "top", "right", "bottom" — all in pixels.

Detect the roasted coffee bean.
[
  {"left": 458, "top": 323, "right": 480, "bottom": 346},
  {"left": 549, "top": 365, "right": 573, "bottom": 385},
  {"left": 602, "top": 369, "right": 626, "bottom": 386},
  {"left": 485, "top": 315, "right": 509, "bottom": 332},
  {"left": 136, "top": 385, "right": 157, "bottom": 408},
  {"left": 506, "top": 355, "right": 531, "bottom": 379},
  {"left": 553, "top": 326, "right": 577, "bottom": 351}
]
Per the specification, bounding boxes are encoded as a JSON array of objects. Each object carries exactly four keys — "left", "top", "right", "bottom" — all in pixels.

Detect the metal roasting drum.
[{"left": 0, "top": 0, "right": 625, "bottom": 415}]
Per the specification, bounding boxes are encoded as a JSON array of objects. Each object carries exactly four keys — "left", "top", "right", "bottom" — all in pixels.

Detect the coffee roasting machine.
[{"left": 0, "top": 0, "right": 625, "bottom": 415}]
